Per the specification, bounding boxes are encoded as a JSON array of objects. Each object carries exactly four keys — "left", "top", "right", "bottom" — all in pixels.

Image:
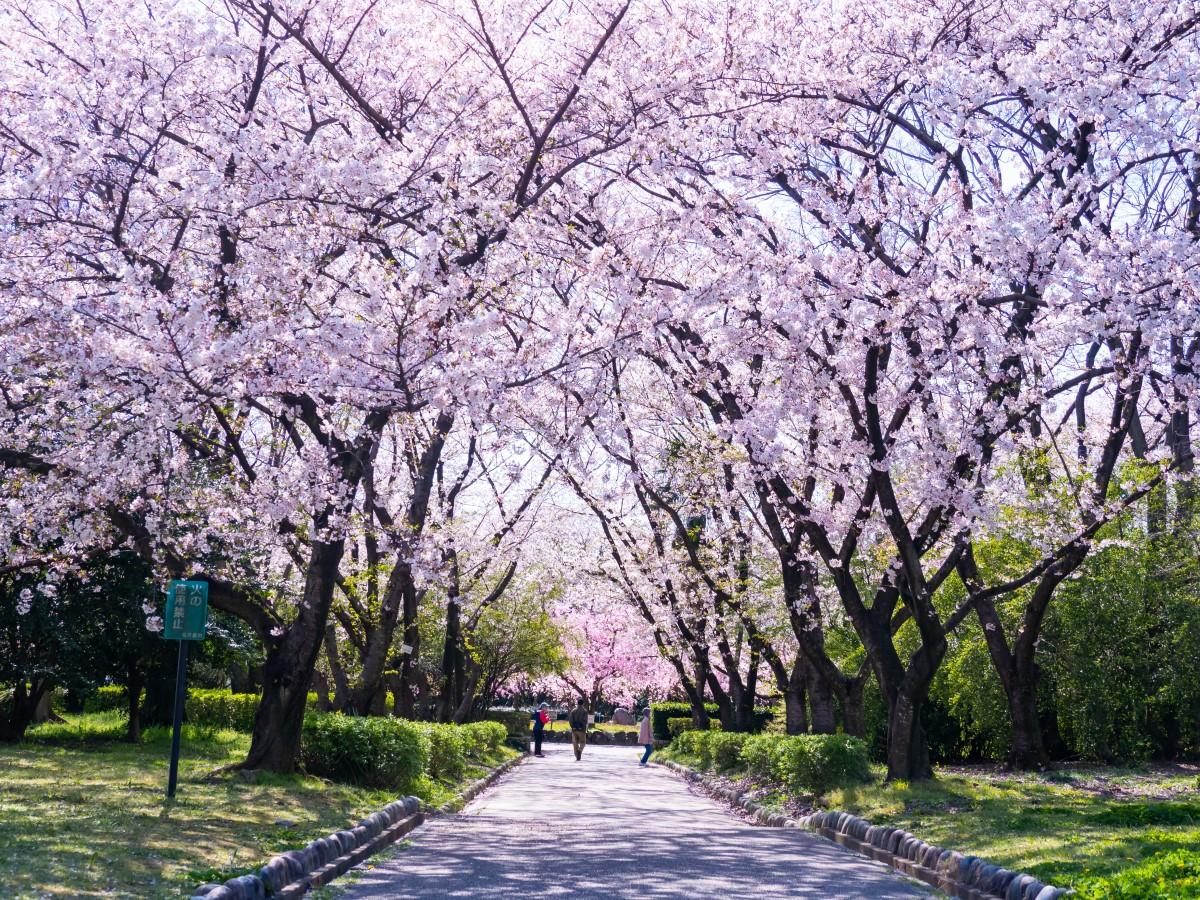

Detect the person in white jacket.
[{"left": 638, "top": 708, "right": 653, "bottom": 766}]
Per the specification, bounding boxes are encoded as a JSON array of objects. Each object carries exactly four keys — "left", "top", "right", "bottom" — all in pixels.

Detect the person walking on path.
[
  {"left": 568, "top": 698, "right": 589, "bottom": 761},
  {"left": 638, "top": 708, "right": 653, "bottom": 766},
  {"left": 531, "top": 702, "right": 549, "bottom": 757}
]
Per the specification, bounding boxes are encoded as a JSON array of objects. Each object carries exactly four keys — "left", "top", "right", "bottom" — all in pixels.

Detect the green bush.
[
  {"left": 773, "top": 734, "right": 870, "bottom": 794},
  {"left": 652, "top": 703, "right": 715, "bottom": 740},
  {"left": 84, "top": 686, "right": 320, "bottom": 733},
  {"left": 672, "top": 729, "right": 706, "bottom": 760},
  {"left": 418, "top": 722, "right": 468, "bottom": 780},
  {"left": 666, "top": 717, "right": 696, "bottom": 737},
  {"left": 301, "top": 713, "right": 430, "bottom": 789},
  {"left": 741, "top": 733, "right": 785, "bottom": 779},
  {"left": 649, "top": 701, "right": 773, "bottom": 740},
  {"left": 186, "top": 689, "right": 262, "bottom": 731},
  {"left": 84, "top": 686, "right": 127, "bottom": 713},
  {"left": 484, "top": 708, "right": 531, "bottom": 736},
  {"left": 461, "top": 720, "right": 507, "bottom": 757},
  {"left": 708, "top": 732, "right": 748, "bottom": 770},
  {"left": 1074, "top": 849, "right": 1200, "bottom": 899}
]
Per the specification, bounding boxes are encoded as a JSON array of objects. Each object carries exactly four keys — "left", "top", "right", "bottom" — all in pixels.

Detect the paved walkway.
[{"left": 340, "top": 743, "right": 932, "bottom": 899}]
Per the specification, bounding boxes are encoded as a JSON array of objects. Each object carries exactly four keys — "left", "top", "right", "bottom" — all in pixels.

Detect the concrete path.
[{"left": 339, "top": 743, "right": 932, "bottom": 899}]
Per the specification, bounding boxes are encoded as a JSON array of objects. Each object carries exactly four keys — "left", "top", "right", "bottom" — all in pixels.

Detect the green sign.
[{"left": 164, "top": 580, "right": 209, "bottom": 641}]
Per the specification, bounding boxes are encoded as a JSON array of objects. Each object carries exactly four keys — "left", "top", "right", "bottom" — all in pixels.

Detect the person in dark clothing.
[
  {"left": 531, "top": 702, "right": 549, "bottom": 757},
  {"left": 568, "top": 698, "right": 589, "bottom": 761}
]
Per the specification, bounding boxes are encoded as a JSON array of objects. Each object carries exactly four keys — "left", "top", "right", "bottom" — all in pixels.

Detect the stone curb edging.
[
  {"left": 654, "top": 759, "right": 1070, "bottom": 900},
  {"left": 190, "top": 797, "right": 423, "bottom": 900},
  {"left": 433, "top": 752, "right": 527, "bottom": 815}
]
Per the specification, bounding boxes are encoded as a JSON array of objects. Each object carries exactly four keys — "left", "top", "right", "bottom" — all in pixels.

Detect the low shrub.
[
  {"left": 672, "top": 729, "right": 708, "bottom": 760},
  {"left": 186, "top": 689, "right": 262, "bottom": 732},
  {"left": 84, "top": 686, "right": 320, "bottom": 733},
  {"left": 83, "top": 686, "right": 127, "bottom": 713},
  {"left": 741, "top": 733, "right": 785, "bottom": 780},
  {"left": 485, "top": 708, "right": 532, "bottom": 736},
  {"left": 708, "top": 732, "right": 749, "bottom": 770},
  {"left": 461, "top": 720, "right": 507, "bottom": 756},
  {"left": 773, "top": 734, "right": 870, "bottom": 794},
  {"left": 666, "top": 717, "right": 696, "bottom": 737},
  {"left": 301, "top": 713, "right": 430, "bottom": 789},
  {"left": 418, "top": 722, "right": 468, "bottom": 780},
  {"left": 1074, "top": 849, "right": 1200, "bottom": 899},
  {"left": 652, "top": 703, "right": 718, "bottom": 740}
]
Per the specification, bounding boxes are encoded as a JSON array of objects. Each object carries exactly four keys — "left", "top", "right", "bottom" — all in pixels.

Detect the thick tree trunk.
[
  {"left": 806, "top": 657, "right": 837, "bottom": 734},
  {"left": 140, "top": 655, "right": 177, "bottom": 727},
  {"left": 886, "top": 690, "right": 932, "bottom": 781},
  {"left": 437, "top": 600, "right": 463, "bottom": 722},
  {"left": 1006, "top": 676, "right": 1048, "bottom": 770},
  {"left": 242, "top": 540, "right": 343, "bottom": 772},
  {"left": 783, "top": 657, "right": 808, "bottom": 735},
  {"left": 0, "top": 679, "right": 50, "bottom": 742},
  {"left": 841, "top": 675, "right": 867, "bottom": 739}
]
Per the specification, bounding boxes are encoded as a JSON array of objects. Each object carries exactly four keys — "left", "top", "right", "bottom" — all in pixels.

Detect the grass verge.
[
  {"left": 661, "top": 746, "right": 1199, "bottom": 894},
  {"left": 0, "top": 711, "right": 516, "bottom": 899}
]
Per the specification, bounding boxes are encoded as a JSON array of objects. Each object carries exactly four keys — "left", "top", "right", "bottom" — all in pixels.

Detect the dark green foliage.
[
  {"left": 666, "top": 717, "right": 696, "bottom": 737},
  {"left": 484, "top": 709, "right": 531, "bottom": 736},
  {"left": 461, "top": 720, "right": 507, "bottom": 756},
  {"left": 1074, "top": 849, "right": 1200, "bottom": 899},
  {"left": 87, "top": 687, "right": 319, "bottom": 732},
  {"left": 651, "top": 702, "right": 717, "bottom": 740},
  {"left": 417, "top": 722, "right": 467, "bottom": 780},
  {"left": 741, "top": 733, "right": 783, "bottom": 780},
  {"left": 300, "top": 713, "right": 430, "bottom": 790},
  {"left": 772, "top": 734, "right": 871, "bottom": 794},
  {"left": 707, "top": 732, "right": 749, "bottom": 770}
]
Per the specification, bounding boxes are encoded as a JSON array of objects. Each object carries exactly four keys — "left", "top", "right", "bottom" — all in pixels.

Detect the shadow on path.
[{"left": 340, "top": 743, "right": 931, "bottom": 899}]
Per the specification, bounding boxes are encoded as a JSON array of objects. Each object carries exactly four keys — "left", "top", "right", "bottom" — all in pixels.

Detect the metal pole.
[{"left": 167, "top": 639, "right": 189, "bottom": 798}]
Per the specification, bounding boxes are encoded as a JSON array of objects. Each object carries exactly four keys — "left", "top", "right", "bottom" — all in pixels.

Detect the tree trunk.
[
  {"left": 323, "top": 625, "right": 351, "bottom": 712},
  {"left": 125, "top": 678, "right": 143, "bottom": 743},
  {"left": 0, "top": 679, "right": 50, "bottom": 742},
  {"left": 886, "top": 690, "right": 932, "bottom": 781},
  {"left": 437, "top": 600, "right": 463, "bottom": 722},
  {"left": 242, "top": 540, "right": 343, "bottom": 772},
  {"left": 841, "top": 674, "right": 867, "bottom": 739},
  {"left": 783, "top": 656, "right": 808, "bottom": 735},
  {"left": 1006, "top": 675, "right": 1048, "bottom": 770},
  {"left": 806, "top": 657, "right": 837, "bottom": 734}
]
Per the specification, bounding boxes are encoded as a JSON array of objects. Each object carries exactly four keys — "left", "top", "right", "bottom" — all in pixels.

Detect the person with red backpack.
[{"left": 531, "top": 702, "right": 550, "bottom": 757}]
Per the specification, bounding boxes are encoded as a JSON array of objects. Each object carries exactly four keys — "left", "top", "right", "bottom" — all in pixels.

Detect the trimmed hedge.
[
  {"left": 773, "top": 734, "right": 870, "bottom": 794},
  {"left": 670, "top": 731, "right": 870, "bottom": 794},
  {"left": 301, "top": 713, "right": 430, "bottom": 789},
  {"left": 741, "top": 733, "right": 781, "bottom": 780},
  {"left": 83, "top": 686, "right": 319, "bottom": 732},
  {"left": 666, "top": 717, "right": 697, "bottom": 737},
  {"left": 650, "top": 701, "right": 773, "bottom": 740},
  {"left": 417, "top": 722, "right": 467, "bottom": 780},
  {"left": 462, "top": 720, "right": 507, "bottom": 756},
  {"left": 708, "top": 732, "right": 749, "bottom": 771},
  {"left": 651, "top": 703, "right": 718, "bottom": 740}
]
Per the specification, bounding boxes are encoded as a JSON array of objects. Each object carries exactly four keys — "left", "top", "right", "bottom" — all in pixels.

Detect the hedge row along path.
[{"left": 339, "top": 744, "right": 930, "bottom": 898}]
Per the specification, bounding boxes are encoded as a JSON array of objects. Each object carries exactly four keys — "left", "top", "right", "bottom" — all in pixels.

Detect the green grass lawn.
[
  {"left": 825, "top": 764, "right": 1200, "bottom": 890},
  {"left": 662, "top": 744, "right": 1199, "bottom": 894},
  {"left": 0, "top": 711, "right": 516, "bottom": 899}
]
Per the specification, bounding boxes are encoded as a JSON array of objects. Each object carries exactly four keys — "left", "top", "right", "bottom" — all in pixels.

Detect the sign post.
[{"left": 163, "top": 579, "right": 209, "bottom": 799}]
